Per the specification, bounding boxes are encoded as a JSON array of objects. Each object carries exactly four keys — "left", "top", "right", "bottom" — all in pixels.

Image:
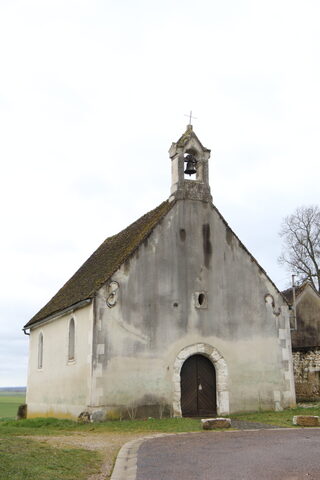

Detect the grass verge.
[
  {"left": 0, "top": 436, "right": 101, "bottom": 480},
  {"left": 230, "top": 404, "right": 320, "bottom": 427},
  {"left": 1, "top": 403, "right": 320, "bottom": 434},
  {"left": 0, "top": 417, "right": 203, "bottom": 480},
  {"left": 0, "top": 416, "right": 203, "bottom": 436},
  {"left": 0, "top": 406, "right": 319, "bottom": 479}
]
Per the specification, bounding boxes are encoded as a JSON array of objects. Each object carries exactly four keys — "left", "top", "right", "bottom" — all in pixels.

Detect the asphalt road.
[{"left": 136, "top": 429, "right": 320, "bottom": 480}]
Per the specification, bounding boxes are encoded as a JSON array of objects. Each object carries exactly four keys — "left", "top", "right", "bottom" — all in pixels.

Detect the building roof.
[
  {"left": 281, "top": 281, "right": 320, "bottom": 304},
  {"left": 25, "top": 194, "right": 288, "bottom": 328},
  {"left": 25, "top": 199, "right": 175, "bottom": 328},
  {"left": 25, "top": 126, "right": 289, "bottom": 330},
  {"left": 176, "top": 124, "right": 210, "bottom": 152}
]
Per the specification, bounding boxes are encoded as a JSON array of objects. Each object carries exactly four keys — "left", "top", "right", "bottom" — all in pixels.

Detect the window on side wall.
[
  {"left": 38, "top": 332, "right": 43, "bottom": 369},
  {"left": 68, "top": 318, "right": 75, "bottom": 361}
]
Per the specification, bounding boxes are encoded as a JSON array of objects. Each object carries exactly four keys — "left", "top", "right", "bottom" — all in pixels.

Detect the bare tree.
[{"left": 279, "top": 205, "right": 320, "bottom": 292}]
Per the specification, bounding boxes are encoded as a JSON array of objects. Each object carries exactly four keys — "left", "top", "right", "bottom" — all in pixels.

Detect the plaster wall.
[
  {"left": 92, "top": 199, "right": 295, "bottom": 417},
  {"left": 26, "top": 303, "right": 93, "bottom": 419},
  {"left": 291, "top": 290, "right": 320, "bottom": 348}
]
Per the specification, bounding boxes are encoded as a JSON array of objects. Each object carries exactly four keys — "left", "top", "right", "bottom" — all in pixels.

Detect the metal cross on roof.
[{"left": 184, "top": 110, "right": 197, "bottom": 125}]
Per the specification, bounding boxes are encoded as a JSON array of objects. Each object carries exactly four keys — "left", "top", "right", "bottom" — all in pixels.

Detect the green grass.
[
  {"left": 1, "top": 403, "right": 320, "bottom": 436},
  {"left": 0, "top": 406, "right": 319, "bottom": 479},
  {"left": 0, "top": 436, "right": 101, "bottom": 480},
  {"left": 0, "top": 404, "right": 320, "bottom": 435},
  {"left": 0, "top": 394, "right": 25, "bottom": 419},
  {"left": 1, "top": 403, "right": 320, "bottom": 435},
  {"left": 0, "top": 417, "right": 202, "bottom": 480},
  {"left": 230, "top": 404, "right": 320, "bottom": 428},
  {"left": 0, "top": 416, "right": 203, "bottom": 436}
]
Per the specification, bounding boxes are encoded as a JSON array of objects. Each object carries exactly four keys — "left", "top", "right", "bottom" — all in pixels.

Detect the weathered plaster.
[
  {"left": 291, "top": 286, "right": 320, "bottom": 348},
  {"left": 90, "top": 198, "right": 295, "bottom": 416},
  {"left": 26, "top": 303, "right": 94, "bottom": 419}
]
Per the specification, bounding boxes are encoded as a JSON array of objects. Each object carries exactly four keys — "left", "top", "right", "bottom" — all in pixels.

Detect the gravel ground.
[{"left": 231, "top": 419, "right": 284, "bottom": 429}]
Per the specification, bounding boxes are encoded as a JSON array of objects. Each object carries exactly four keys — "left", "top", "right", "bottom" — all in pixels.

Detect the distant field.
[{"left": 0, "top": 392, "right": 26, "bottom": 418}]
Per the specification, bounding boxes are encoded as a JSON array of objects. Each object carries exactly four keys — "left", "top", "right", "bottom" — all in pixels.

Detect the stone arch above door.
[{"left": 172, "top": 343, "right": 229, "bottom": 417}]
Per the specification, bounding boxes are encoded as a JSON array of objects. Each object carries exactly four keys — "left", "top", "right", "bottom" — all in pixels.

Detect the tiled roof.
[
  {"left": 25, "top": 200, "right": 175, "bottom": 328},
  {"left": 281, "top": 281, "right": 318, "bottom": 304}
]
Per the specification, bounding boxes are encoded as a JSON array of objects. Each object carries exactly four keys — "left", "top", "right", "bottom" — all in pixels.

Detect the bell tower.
[{"left": 169, "top": 124, "right": 212, "bottom": 202}]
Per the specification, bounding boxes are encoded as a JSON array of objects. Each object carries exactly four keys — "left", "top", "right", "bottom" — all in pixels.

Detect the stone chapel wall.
[
  {"left": 292, "top": 348, "right": 320, "bottom": 401},
  {"left": 26, "top": 303, "right": 94, "bottom": 419},
  {"left": 91, "top": 199, "right": 295, "bottom": 418}
]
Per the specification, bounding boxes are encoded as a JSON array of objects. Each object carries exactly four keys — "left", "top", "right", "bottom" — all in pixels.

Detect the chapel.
[{"left": 24, "top": 125, "right": 296, "bottom": 420}]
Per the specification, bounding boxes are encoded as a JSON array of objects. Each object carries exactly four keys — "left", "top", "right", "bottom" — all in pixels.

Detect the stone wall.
[{"left": 293, "top": 348, "right": 320, "bottom": 401}]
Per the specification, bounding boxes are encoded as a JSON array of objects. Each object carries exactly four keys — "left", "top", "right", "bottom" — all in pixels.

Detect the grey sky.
[{"left": 1, "top": 0, "right": 320, "bottom": 386}]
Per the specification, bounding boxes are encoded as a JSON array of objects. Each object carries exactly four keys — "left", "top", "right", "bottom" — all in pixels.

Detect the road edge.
[
  {"left": 109, "top": 427, "right": 320, "bottom": 480},
  {"left": 110, "top": 433, "right": 175, "bottom": 480}
]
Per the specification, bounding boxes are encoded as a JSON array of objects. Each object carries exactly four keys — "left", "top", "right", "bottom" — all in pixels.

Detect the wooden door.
[{"left": 180, "top": 354, "right": 216, "bottom": 417}]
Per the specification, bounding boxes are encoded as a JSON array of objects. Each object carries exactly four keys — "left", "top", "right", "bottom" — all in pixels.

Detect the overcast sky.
[{"left": 1, "top": 0, "right": 320, "bottom": 387}]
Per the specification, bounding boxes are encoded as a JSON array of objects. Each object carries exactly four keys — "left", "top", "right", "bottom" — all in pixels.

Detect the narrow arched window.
[
  {"left": 68, "top": 318, "right": 75, "bottom": 361},
  {"left": 38, "top": 332, "right": 43, "bottom": 369}
]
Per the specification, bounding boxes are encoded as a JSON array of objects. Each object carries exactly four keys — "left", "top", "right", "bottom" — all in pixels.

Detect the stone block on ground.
[
  {"left": 77, "top": 411, "right": 91, "bottom": 423},
  {"left": 16, "top": 404, "right": 27, "bottom": 420},
  {"left": 201, "top": 417, "right": 231, "bottom": 429},
  {"left": 292, "top": 415, "right": 320, "bottom": 426}
]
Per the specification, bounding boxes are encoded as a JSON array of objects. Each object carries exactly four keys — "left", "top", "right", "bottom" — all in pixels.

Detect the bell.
[{"left": 184, "top": 154, "right": 197, "bottom": 176}]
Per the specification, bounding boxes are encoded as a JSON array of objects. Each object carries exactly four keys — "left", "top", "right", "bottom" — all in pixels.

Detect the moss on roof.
[
  {"left": 176, "top": 125, "right": 210, "bottom": 152},
  {"left": 25, "top": 199, "right": 175, "bottom": 328},
  {"left": 176, "top": 125, "right": 194, "bottom": 147}
]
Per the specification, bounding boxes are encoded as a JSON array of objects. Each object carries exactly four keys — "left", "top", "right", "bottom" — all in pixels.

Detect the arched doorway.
[{"left": 180, "top": 354, "right": 216, "bottom": 417}]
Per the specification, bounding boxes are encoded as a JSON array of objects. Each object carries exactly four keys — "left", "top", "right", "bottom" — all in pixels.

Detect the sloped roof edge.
[
  {"left": 24, "top": 299, "right": 92, "bottom": 331},
  {"left": 24, "top": 199, "right": 175, "bottom": 328},
  {"left": 211, "top": 203, "right": 289, "bottom": 304},
  {"left": 176, "top": 125, "right": 210, "bottom": 152},
  {"left": 282, "top": 281, "right": 320, "bottom": 305},
  {"left": 25, "top": 195, "right": 288, "bottom": 329}
]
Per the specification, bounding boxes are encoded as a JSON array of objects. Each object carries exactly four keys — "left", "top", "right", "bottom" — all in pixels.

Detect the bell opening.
[{"left": 184, "top": 153, "right": 197, "bottom": 177}]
